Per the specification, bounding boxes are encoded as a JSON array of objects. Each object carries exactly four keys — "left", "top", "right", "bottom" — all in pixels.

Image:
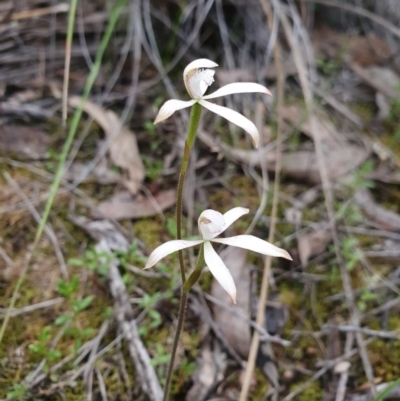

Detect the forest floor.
[{"left": 1, "top": 1, "right": 400, "bottom": 400}]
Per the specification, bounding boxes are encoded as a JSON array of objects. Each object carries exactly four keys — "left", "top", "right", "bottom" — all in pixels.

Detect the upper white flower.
[
  {"left": 153, "top": 59, "right": 271, "bottom": 148},
  {"left": 144, "top": 207, "right": 292, "bottom": 303}
]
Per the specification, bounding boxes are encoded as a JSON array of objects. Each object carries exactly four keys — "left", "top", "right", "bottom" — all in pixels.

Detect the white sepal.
[
  {"left": 199, "top": 100, "right": 260, "bottom": 148},
  {"left": 144, "top": 239, "right": 204, "bottom": 269},
  {"left": 154, "top": 99, "right": 195, "bottom": 124},
  {"left": 203, "top": 241, "right": 237, "bottom": 303},
  {"left": 203, "top": 82, "right": 271, "bottom": 100},
  {"left": 223, "top": 207, "right": 249, "bottom": 230},
  {"left": 212, "top": 235, "right": 292, "bottom": 260}
]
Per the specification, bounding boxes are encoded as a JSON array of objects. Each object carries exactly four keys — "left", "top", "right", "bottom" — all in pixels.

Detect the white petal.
[
  {"left": 198, "top": 209, "right": 226, "bottom": 240},
  {"left": 199, "top": 100, "right": 260, "bottom": 148},
  {"left": 185, "top": 69, "right": 215, "bottom": 99},
  {"left": 154, "top": 99, "right": 195, "bottom": 124},
  {"left": 204, "top": 241, "right": 237, "bottom": 303},
  {"left": 183, "top": 59, "right": 218, "bottom": 77},
  {"left": 212, "top": 235, "right": 292, "bottom": 260},
  {"left": 202, "top": 82, "right": 271, "bottom": 100},
  {"left": 144, "top": 239, "right": 204, "bottom": 269},
  {"left": 223, "top": 207, "right": 249, "bottom": 230}
]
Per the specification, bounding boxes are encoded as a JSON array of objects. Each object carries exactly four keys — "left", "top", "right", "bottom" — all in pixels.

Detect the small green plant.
[
  {"left": 138, "top": 293, "right": 163, "bottom": 337},
  {"left": 150, "top": 343, "right": 171, "bottom": 384},
  {"left": 28, "top": 326, "right": 61, "bottom": 368},
  {"left": 69, "top": 248, "right": 111, "bottom": 275},
  {"left": 358, "top": 288, "right": 377, "bottom": 312},
  {"left": 351, "top": 160, "right": 375, "bottom": 190},
  {"left": 55, "top": 275, "right": 95, "bottom": 352},
  {"left": 316, "top": 56, "right": 341, "bottom": 76},
  {"left": 142, "top": 155, "right": 164, "bottom": 181},
  {"left": 6, "top": 384, "right": 28, "bottom": 400},
  {"left": 342, "top": 237, "right": 362, "bottom": 271}
]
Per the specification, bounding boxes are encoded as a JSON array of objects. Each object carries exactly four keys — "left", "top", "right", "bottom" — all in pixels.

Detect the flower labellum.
[
  {"left": 144, "top": 207, "right": 292, "bottom": 303},
  {"left": 154, "top": 59, "right": 272, "bottom": 148}
]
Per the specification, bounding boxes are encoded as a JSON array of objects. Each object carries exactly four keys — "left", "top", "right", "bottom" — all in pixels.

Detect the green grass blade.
[
  {"left": 62, "top": 0, "right": 79, "bottom": 126},
  {"left": 0, "top": 0, "right": 127, "bottom": 345},
  {"left": 372, "top": 378, "right": 400, "bottom": 401}
]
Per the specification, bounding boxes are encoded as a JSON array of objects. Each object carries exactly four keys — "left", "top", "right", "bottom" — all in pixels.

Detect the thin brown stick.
[
  {"left": 239, "top": 1, "right": 285, "bottom": 398},
  {"left": 278, "top": 4, "right": 376, "bottom": 395}
]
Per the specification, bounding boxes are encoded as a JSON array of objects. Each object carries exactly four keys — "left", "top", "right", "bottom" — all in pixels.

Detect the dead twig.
[
  {"left": 278, "top": 2, "right": 376, "bottom": 394},
  {"left": 240, "top": 1, "right": 286, "bottom": 398},
  {"left": 0, "top": 298, "right": 63, "bottom": 318},
  {"left": 324, "top": 324, "right": 399, "bottom": 340},
  {"left": 72, "top": 216, "right": 162, "bottom": 401}
]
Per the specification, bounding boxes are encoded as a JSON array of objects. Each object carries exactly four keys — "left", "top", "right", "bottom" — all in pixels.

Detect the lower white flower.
[{"left": 144, "top": 207, "right": 292, "bottom": 303}]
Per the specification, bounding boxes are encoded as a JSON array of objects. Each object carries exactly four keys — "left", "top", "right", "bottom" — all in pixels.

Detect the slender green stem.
[
  {"left": 163, "top": 290, "right": 186, "bottom": 401},
  {"left": 182, "top": 243, "right": 205, "bottom": 294},
  {"left": 163, "top": 102, "right": 202, "bottom": 401},
  {"left": 0, "top": 0, "right": 127, "bottom": 345},
  {"left": 175, "top": 102, "right": 202, "bottom": 283}
]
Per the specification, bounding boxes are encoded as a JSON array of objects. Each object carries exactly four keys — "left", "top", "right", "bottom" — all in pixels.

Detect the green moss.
[
  {"left": 290, "top": 380, "right": 324, "bottom": 401},
  {"left": 133, "top": 218, "right": 166, "bottom": 249}
]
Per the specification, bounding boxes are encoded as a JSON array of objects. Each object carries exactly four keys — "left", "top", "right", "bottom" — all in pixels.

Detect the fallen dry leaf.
[
  {"left": 200, "top": 130, "right": 369, "bottom": 185},
  {"left": 350, "top": 64, "right": 400, "bottom": 99},
  {"left": 185, "top": 340, "right": 227, "bottom": 401},
  {"left": 211, "top": 247, "right": 251, "bottom": 359},
  {"left": 68, "top": 97, "right": 145, "bottom": 194},
  {"left": 355, "top": 189, "right": 400, "bottom": 232},
  {"left": 298, "top": 226, "right": 332, "bottom": 267},
  {"left": 199, "top": 103, "right": 370, "bottom": 186},
  {"left": 280, "top": 106, "right": 342, "bottom": 149},
  {"left": 97, "top": 189, "right": 176, "bottom": 220},
  {"left": 0, "top": 125, "right": 52, "bottom": 159},
  {"left": 64, "top": 160, "right": 121, "bottom": 185}
]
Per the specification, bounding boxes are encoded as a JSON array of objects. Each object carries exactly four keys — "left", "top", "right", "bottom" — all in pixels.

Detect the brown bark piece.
[{"left": 355, "top": 189, "right": 400, "bottom": 232}]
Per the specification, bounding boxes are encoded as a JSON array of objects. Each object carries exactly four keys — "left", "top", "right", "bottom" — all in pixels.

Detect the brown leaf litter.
[
  {"left": 354, "top": 189, "right": 400, "bottom": 232},
  {"left": 199, "top": 105, "right": 370, "bottom": 185},
  {"left": 0, "top": 125, "right": 52, "bottom": 159},
  {"left": 97, "top": 189, "right": 176, "bottom": 220},
  {"left": 298, "top": 226, "right": 332, "bottom": 268},
  {"left": 211, "top": 247, "right": 251, "bottom": 359},
  {"left": 68, "top": 97, "right": 145, "bottom": 195}
]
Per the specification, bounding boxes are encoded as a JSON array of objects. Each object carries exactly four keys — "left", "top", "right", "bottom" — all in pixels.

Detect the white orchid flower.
[
  {"left": 153, "top": 59, "right": 271, "bottom": 148},
  {"left": 144, "top": 207, "right": 292, "bottom": 303}
]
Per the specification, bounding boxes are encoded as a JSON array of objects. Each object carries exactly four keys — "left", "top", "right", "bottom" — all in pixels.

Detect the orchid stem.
[{"left": 163, "top": 102, "right": 202, "bottom": 401}]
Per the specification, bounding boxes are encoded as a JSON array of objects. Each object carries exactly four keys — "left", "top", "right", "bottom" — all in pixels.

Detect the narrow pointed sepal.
[
  {"left": 202, "top": 82, "right": 271, "bottom": 100},
  {"left": 203, "top": 241, "right": 237, "bottom": 303},
  {"left": 199, "top": 100, "right": 260, "bottom": 148},
  {"left": 212, "top": 235, "right": 292, "bottom": 260},
  {"left": 144, "top": 239, "right": 204, "bottom": 269},
  {"left": 154, "top": 99, "right": 195, "bottom": 124}
]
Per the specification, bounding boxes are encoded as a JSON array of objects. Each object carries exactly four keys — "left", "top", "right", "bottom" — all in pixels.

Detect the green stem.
[
  {"left": 175, "top": 102, "right": 202, "bottom": 283},
  {"left": 182, "top": 243, "right": 205, "bottom": 294},
  {"left": 163, "top": 102, "right": 202, "bottom": 401}
]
